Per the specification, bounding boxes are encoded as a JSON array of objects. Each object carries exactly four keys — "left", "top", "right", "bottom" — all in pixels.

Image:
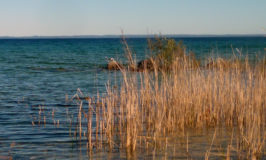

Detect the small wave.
[
  {"left": 29, "top": 67, "right": 77, "bottom": 72},
  {"left": 28, "top": 64, "right": 107, "bottom": 73},
  {"left": 30, "top": 103, "right": 76, "bottom": 109}
]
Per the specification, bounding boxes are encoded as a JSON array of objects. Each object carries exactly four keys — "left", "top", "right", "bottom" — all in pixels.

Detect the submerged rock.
[
  {"left": 105, "top": 57, "right": 156, "bottom": 71},
  {"left": 106, "top": 58, "right": 124, "bottom": 70},
  {"left": 137, "top": 58, "right": 154, "bottom": 71}
]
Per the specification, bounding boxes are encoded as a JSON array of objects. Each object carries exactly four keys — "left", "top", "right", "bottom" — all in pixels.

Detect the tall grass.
[
  {"left": 94, "top": 38, "right": 265, "bottom": 159},
  {"left": 34, "top": 38, "right": 266, "bottom": 159},
  {"left": 102, "top": 57, "right": 264, "bottom": 154}
]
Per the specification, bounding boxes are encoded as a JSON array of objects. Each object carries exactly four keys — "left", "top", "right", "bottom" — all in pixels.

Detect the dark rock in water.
[
  {"left": 137, "top": 58, "right": 154, "bottom": 71},
  {"left": 56, "top": 67, "right": 68, "bottom": 72},
  {"left": 107, "top": 61, "right": 124, "bottom": 70},
  {"left": 105, "top": 57, "right": 156, "bottom": 71}
]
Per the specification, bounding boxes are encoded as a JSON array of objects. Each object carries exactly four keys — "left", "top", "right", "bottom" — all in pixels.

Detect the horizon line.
[{"left": 0, "top": 33, "right": 265, "bottom": 39}]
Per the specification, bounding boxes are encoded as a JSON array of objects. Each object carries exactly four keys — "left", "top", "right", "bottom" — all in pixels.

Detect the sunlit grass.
[{"left": 33, "top": 38, "right": 265, "bottom": 159}]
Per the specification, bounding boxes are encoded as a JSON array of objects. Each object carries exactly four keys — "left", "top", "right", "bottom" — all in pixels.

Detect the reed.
[
  {"left": 93, "top": 38, "right": 265, "bottom": 158},
  {"left": 32, "top": 38, "right": 265, "bottom": 159}
]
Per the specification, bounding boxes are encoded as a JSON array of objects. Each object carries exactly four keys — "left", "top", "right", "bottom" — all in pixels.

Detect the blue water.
[{"left": 0, "top": 37, "right": 265, "bottom": 159}]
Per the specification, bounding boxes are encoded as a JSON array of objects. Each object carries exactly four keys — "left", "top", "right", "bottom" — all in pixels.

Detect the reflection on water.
[{"left": 1, "top": 123, "right": 246, "bottom": 159}]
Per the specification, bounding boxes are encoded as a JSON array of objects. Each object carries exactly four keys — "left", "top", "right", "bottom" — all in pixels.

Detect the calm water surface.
[{"left": 0, "top": 37, "right": 265, "bottom": 159}]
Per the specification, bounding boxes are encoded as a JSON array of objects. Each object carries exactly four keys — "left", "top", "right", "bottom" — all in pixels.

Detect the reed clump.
[
  {"left": 33, "top": 38, "right": 265, "bottom": 159},
  {"left": 93, "top": 38, "right": 265, "bottom": 158}
]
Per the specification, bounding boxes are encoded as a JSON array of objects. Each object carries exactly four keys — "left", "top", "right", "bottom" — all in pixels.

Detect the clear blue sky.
[{"left": 0, "top": 0, "right": 265, "bottom": 36}]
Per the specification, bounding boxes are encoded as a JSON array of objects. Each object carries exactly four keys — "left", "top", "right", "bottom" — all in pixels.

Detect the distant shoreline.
[{"left": 0, "top": 34, "right": 265, "bottom": 39}]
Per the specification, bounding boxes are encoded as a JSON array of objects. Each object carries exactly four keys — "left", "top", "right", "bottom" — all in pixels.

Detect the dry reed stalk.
[
  {"left": 226, "top": 145, "right": 231, "bottom": 160},
  {"left": 121, "top": 32, "right": 136, "bottom": 70},
  {"left": 87, "top": 100, "right": 93, "bottom": 152},
  {"left": 78, "top": 102, "right": 82, "bottom": 140},
  {"left": 205, "top": 129, "right": 217, "bottom": 160},
  {"left": 95, "top": 101, "right": 99, "bottom": 149}
]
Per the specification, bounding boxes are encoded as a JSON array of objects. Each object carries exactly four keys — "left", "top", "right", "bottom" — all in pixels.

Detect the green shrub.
[{"left": 147, "top": 37, "right": 200, "bottom": 70}]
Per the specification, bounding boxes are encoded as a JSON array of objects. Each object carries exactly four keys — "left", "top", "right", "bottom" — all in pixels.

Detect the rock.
[
  {"left": 137, "top": 58, "right": 154, "bottom": 71},
  {"left": 107, "top": 60, "right": 124, "bottom": 70},
  {"left": 105, "top": 57, "right": 157, "bottom": 71}
]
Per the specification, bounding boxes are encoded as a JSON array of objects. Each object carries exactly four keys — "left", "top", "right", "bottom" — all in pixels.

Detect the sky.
[{"left": 0, "top": 0, "right": 265, "bottom": 36}]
